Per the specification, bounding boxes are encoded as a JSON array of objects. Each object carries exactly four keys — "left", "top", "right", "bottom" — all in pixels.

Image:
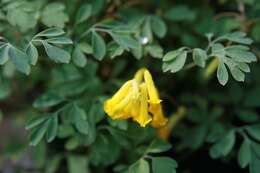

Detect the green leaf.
[
  {"left": 33, "top": 91, "right": 65, "bottom": 108},
  {"left": 8, "top": 46, "right": 31, "bottom": 74},
  {"left": 65, "top": 137, "right": 81, "bottom": 150},
  {"left": 76, "top": 4, "right": 92, "bottom": 24},
  {"left": 236, "top": 110, "right": 259, "bottom": 123},
  {"left": 238, "top": 138, "right": 251, "bottom": 168},
  {"left": 111, "top": 33, "right": 139, "bottom": 50},
  {"left": 26, "top": 43, "right": 38, "bottom": 65},
  {"left": 0, "top": 44, "right": 9, "bottom": 65},
  {"left": 70, "top": 104, "right": 89, "bottom": 135},
  {"left": 192, "top": 48, "right": 207, "bottom": 67},
  {"left": 209, "top": 130, "right": 235, "bottom": 158},
  {"left": 217, "top": 61, "right": 229, "bottom": 86},
  {"left": 145, "top": 44, "right": 163, "bottom": 58},
  {"left": 244, "top": 88, "right": 260, "bottom": 107},
  {"left": 162, "top": 50, "right": 187, "bottom": 73},
  {"left": 26, "top": 116, "right": 49, "bottom": 130},
  {"left": 108, "top": 42, "right": 124, "bottom": 59},
  {"left": 228, "top": 63, "right": 245, "bottom": 82},
  {"left": 58, "top": 125, "right": 75, "bottom": 138},
  {"left": 152, "top": 157, "right": 177, "bottom": 173},
  {"left": 46, "top": 114, "right": 58, "bottom": 142},
  {"left": 129, "top": 159, "right": 149, "bottom": 173},
  {"left": 225, "top": 48, "right": 257, "bottom": 63},
  {"left": 72, "top": 45, "right": 87, "bottom": 68},
  {"left": 151, "top": 16, "right": 167, "bottom": 38},
  {"left": 41, "top": 3, "right": 69, "bottom": 28},
  {"left": 37, "top": 28, "right": 65, "bottom": 37},
  {"left": 222, "top": 32, "right": 253, "bottom": 45},
  {"left": 29, "top": 121, "right": 48, "bottom": 146},
  {"left": 92, "top": 31, "right": 106, "bottom": 60},
  {"left": 42, "top": 41, "right": 71, "bottom": 63},
  {"left": 67, "top": 155, "right": 88, "bottom": 173},
  {"left": 249, "top": 151, "right": 260, "bottom": 173},
  {"left": 46, "top": 37, "right": 73, "bottom": 45},
  {"left": 163, "top": 49, "right": 183, "bottom": 61},
  {"left": 164, "top": 5, "right": 196, "bottom": 21},
  {"left": 246, "top": 124, "right": 260, "bottom": 141},
  {"left": 146, "top": 139, "right": 171, "bottom": 154}
]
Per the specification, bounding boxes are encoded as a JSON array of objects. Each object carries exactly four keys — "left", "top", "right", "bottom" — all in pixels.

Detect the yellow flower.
[{"left": 104, "top": 68, "right": 168, "bottom": 127}]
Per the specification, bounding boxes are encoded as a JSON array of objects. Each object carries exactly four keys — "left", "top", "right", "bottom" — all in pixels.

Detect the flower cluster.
[{"left": 104, "top": 68, "right": 168, "bottom": 127}]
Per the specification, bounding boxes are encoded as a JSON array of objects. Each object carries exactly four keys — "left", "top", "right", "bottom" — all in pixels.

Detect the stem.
[
  {"left": 158, "top": 106, "right": 187, "bottom": 140},
  {"left": 203, "top": 57, "right": 219, "bottom": 80}
]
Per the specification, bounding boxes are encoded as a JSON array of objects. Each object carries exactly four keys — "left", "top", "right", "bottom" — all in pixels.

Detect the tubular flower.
[{"left": 104, "top": 68, "right": 168, "bottom": 127}]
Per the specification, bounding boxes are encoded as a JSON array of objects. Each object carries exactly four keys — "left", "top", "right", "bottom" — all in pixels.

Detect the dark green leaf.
[
  {"left": 26, "top": 116, "right": 49, "bottom": 130},
  {"left": 76, "top": 4, "right": 92, "bottom": 24},
  {"left": 209, "top": 130, "right": 235, "bottom": 158},
  {"left": 46, "top": 114, "right": 58, "bottom": 142},
  {"left": 146, "top": 139, "right": 171, "bottom": 154},
  {"left": 92, "top": 31, "right": 106, "bottom": 60},
  {"left": 152, "top": 157, "right": 177, "bottom": 173},
  {"left": 33, "top": 91, "right": 65, "bottom": 108},
  {"left": 151, "top": 16, "right": 167, "bottom": 38},
  {"left": 29, "top": 121, "right": 48, "bottom": 146},
  {"left": 164, "top": 5, "right": 196, "bottom": 21},
  {"left": 238, "top": 138, "right": 251, "bottom": 168},
  {"left": 246, "top": 124, "right": 260, "bottom": 141}
]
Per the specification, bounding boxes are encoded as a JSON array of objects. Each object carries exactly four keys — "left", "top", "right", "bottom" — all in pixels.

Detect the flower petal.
[{"left": 144, "top": 70, "right": 161, "bottom": 104}]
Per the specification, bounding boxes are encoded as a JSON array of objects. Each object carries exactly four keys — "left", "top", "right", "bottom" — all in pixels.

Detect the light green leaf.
[
  {"left": 37, "top": 28, "right": 65, "bottom": 37},
  {"left": 222, "top": 32, "right": 253, "bottom": 45},
  {"left": 192, "top": 48, "right": 207, "bottom": 67},
  {"left": 26, "top": 43, "right": 38, "bottom": 65},
  {"left": 217, "top": 61, "right": 229, "bottom": 86},
  {"left": 41, "top": 3, "right": 69, "bottom": 28},
  {"left": 111, "top": 33, "right": 139, "bottom": 50},
  {"left": 46, "top": 37, "right": 73, "bottom": 45},
  {"left": 72, "top": 45, "right": 87, "bottom": 68},
  {"left": 0, "top": 44, "right": 9, "bottom": 65},
  {"left": 162, "top": 50, "right": 187, "bottom": 73},
  {"left": 42, "top": 41, "right": 71, "bottom": 63},
  {"left": 8, "top": 46, "right": 31, "bottom": 74},
  {"left": 129, "top": 159, "right": 149, "bottom": 173}
]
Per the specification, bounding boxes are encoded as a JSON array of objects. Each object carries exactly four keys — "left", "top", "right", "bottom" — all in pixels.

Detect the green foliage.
[{"left": 0, "top": 0, "right": 260, "bottom": 173}]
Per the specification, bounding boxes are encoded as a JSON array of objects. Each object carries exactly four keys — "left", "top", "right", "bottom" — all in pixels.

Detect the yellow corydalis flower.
[{"left": 104, "top": 68, "right": 168, "bottom": 127}]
